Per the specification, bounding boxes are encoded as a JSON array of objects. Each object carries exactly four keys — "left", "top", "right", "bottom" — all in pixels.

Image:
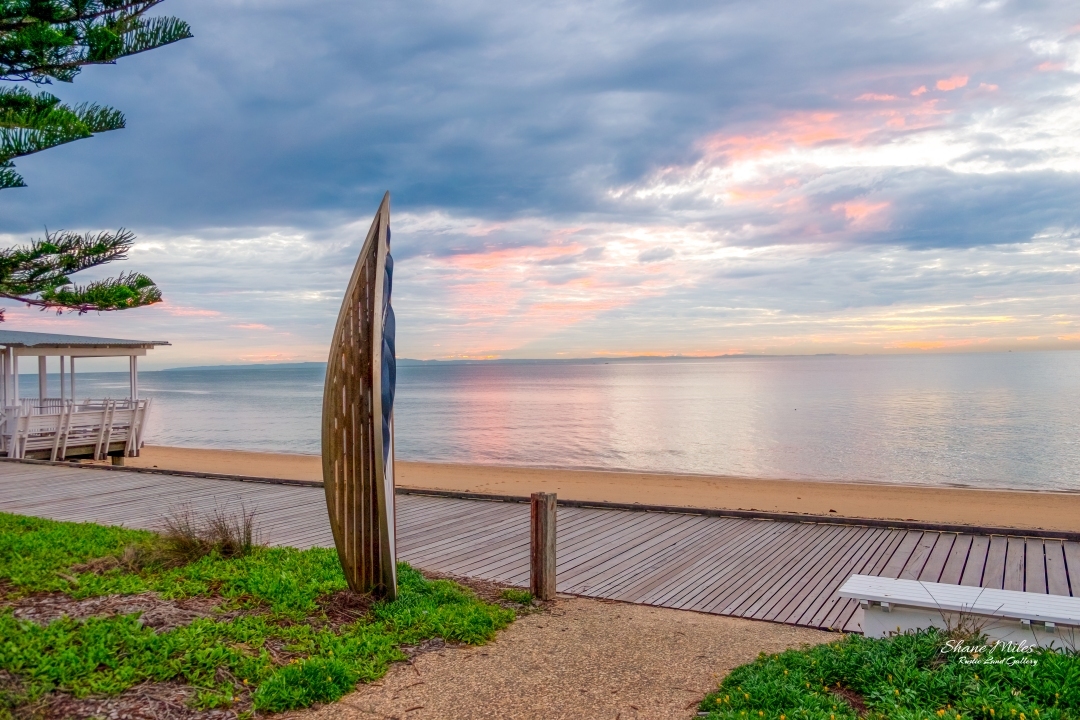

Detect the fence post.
[{"left": 530, "top": 492, "right": 557, "bottom": 601}]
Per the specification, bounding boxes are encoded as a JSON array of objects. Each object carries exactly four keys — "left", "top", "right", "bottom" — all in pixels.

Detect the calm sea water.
[{"left": 58, "top": 352, "right": 1080, "bottom": 491}]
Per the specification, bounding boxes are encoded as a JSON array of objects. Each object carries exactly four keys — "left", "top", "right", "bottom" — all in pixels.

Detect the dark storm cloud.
[{"left": 0, "top": 0, "right": 1074, "bottom": 235}]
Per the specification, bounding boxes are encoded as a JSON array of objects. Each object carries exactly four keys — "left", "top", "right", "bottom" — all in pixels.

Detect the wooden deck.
[{"left": 1, "top": 462, "right": 1077, "bottom": 633}]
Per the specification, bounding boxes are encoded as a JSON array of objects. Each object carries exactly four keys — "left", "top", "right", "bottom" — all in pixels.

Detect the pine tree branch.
[
  {"left": 0, "top": 229, "right": 162, "bottom": 318},
  {"left": 38, "top": 271, "right": 162, "bottom": 310},
  {"left": 0, "top": 1, "right": 189, "bottom": 187},
  {"left": 0, "top": 161, "right": 24, "bottom": 187},
  {"left": 0, "top": 271, "right": 161, "bottom": 314},
  {"left": 0, "top": 2, "right": 166, "bottom": 32},
  {"left": 0, "top": 86, "right": 125, "bottom": 177},
  {"left": 0, "top": 4, "right": 192, "bottom": 84},
  {"left": 0, "top": 228, "right": 136, "bottom": 294}
]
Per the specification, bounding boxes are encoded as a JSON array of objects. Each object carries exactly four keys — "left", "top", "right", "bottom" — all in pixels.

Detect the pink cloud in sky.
[
  {"left": 856, "top": 93, "right": 898, "bottom": 101},
  {"left": 230, "top": 323, "right": 272, "bottom": 330},
  {"left": 399, "top": 221, "right": 711, "bottom": 356},
  {"left": 1037, "top": 61, "right": 1066, "bottom": 72},
  {"left": 885, "top": 338, "right": 988, "bottom": 350},
  {"left": 936, "top": 75, "right": 969, "bottom": 91},
  {"left": 911, "top": 85, "right": 928, "bottom": 96},
  {"left": 978, "top": 83, "right": 999, "bottom": 91},
  {"left": 832, "top": 201, "right": 891, "bottom": 229},
  {"left": 158, "top": 303, "right": 222, "bottom": 318},
  {"left": 700, "top": 98, "right": 947, "bottom": 163}
]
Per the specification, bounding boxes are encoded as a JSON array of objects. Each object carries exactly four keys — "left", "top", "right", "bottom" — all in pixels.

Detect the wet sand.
[{"left": 124, "top": 445, "right": 1080, "bottom": 533}]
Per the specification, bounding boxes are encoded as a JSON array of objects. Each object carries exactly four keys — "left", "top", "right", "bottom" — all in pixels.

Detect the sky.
[{"left": 1, "top": 0, "right": 1078, "bottom": 368}]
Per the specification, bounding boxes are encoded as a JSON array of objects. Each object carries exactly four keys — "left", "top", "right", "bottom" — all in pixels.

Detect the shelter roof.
[{"left": 0, "top": 330, "right": 169, "bottom": 350}]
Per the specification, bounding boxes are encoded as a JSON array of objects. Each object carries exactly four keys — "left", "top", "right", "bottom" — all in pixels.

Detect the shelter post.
[
  {"left": 38, "top": 356, "right": 47, "bottom": 400},
  {"left": 1, "top": 348, "right": 8, "bottom": 406},
  {"left": 129, "top": 356, "right": 138, "bottom": 400}
]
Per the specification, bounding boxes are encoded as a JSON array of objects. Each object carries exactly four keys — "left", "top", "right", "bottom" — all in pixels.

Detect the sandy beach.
[{"left": 118, "top": 445, "right": 1080, "bottom": 533}]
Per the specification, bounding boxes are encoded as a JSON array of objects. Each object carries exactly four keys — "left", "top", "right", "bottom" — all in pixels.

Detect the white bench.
[{"left": 838, "top": 574, "right": 1080, "bottom": 648}]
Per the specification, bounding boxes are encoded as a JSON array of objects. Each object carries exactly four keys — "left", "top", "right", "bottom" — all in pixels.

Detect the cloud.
[
  {"left": 936, "top": 75, "right": 969, "bottom": 91},
  {"left": 638, "top": 247, "right": 674, "bottom": 263},
  {"left": 0, "top": 0, "right": 1077, "bottom": 362}
]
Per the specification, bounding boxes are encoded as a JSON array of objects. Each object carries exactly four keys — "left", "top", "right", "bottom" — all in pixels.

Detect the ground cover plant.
[
  {"left": 698, "top": 627, "right": 1080, "bottom": 720},
  {"left": 0, "top": 511, "right": 522, "bottom": 718}
]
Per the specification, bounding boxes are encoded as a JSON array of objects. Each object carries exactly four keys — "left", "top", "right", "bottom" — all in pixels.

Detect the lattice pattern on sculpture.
[{"left": 321, "top": 192, "right": 398, "bottom": 599}]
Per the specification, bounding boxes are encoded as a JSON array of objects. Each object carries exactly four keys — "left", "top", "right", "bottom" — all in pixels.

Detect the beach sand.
[
  {"left": 121, "top": 445, "right": 1080, "bottom": 532},
  {"left": 285, "top": 595, "right": 832, "bottom": 720}
]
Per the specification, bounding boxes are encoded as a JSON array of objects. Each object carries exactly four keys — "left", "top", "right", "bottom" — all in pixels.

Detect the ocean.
[{"left": 56, "top": 351, "right": 1080, "bottom": 492}]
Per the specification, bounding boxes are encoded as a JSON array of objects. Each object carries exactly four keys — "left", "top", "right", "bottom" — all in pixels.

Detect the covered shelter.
[{"left": 0, "top": 330, "right": 169, "bottom": 461}]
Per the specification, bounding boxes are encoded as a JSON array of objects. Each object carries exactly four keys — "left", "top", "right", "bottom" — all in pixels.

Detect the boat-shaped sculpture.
[{"left": 322, "top": 192, "right": 398, "bottom": 599}]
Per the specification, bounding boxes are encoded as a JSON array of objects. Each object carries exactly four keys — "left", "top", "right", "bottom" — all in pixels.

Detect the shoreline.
[{"left": 116, "top": 445, "right": 1080, "bottom": 533}]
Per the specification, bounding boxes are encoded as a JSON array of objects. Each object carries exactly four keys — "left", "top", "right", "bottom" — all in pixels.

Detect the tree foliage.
[
  {"left": 0, "top": 0, "right": 190, "bottom": 319},
  {"left": 0, "top": 228, "right": 161, "bottom": 314}
]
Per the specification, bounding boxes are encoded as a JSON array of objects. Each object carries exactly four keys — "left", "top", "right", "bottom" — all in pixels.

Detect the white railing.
[
  {"left": 7, "top": 397, "right": 140, "bottom": 415},
  {"left": 0, "top": 398, "right": 151, "bottom": 461}
]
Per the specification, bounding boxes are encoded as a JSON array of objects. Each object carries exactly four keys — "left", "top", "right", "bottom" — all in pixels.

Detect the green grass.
[
  {"left": 500, "top": 588, "right": 533, "bottom": 605},
  {"left": 698, "top": 629, "right": 1080, "bottom": 720},
  {"left": 0, "top": 511, "right": 517, "bottom": 716}
]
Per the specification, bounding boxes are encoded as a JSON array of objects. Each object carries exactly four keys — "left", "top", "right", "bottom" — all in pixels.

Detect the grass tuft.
[
  {"left": 160, "top": 503, "right": 258, "bottom": 565},
  {"left": 500, "top": 588, "right": 534, "bottom": 605},
  {"left": 253, "top": 656, "right": 358, "bottom": 712}
]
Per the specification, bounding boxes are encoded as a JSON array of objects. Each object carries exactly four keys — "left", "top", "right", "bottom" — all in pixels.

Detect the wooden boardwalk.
[{"left": 1, "top": 462, "right": 1077, "bottom": 633}]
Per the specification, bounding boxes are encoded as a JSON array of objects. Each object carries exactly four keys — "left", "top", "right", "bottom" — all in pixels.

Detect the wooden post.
[{"left": 530, "top": 492, "right": 557, "bottom": 601}]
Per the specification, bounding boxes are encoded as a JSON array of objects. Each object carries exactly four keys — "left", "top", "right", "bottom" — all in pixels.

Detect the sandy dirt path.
[{"left": 285, "top": 596, "right": 834, "bottom": 720}]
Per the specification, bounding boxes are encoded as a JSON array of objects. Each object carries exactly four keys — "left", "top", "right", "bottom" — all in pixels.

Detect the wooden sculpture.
[{"left": 322, "top": 192, "right": 398, "bottom": 599}]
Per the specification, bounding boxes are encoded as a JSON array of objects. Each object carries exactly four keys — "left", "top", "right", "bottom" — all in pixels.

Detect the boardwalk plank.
[
  {"left": 649, "top": 520, "right": 788, "bottom": 608},
  {"left": 898, "top": 532, "right": 940, "bottom": 580},
  {"left": 701, "top": 523, "right": 841, "bottom": 616},
  {"left": 878, "top": 532, "right": 924, "bottom": 579},
  {"left": 938, "top": 535, "right": 973, "bottom": 586},
  {"left": 982, "top": 537, "right": 1008, "bottom": 589},
  {"left": 610, "top": 519, "right": 760, "bottom": 603},
  {"left": 961, "top": 536, "right": 990, "bottom": 587},
  {"left": 740, "top": 525, "right": 853, "bottom": 621},
  {"left": 804, "top": 529, "right": 894, "bottom": 629},
  {"left": 712, "top": 521, "right": 835, "bottom": 618},
  {"left": 1026, "top": 541, "right": 1048, "bottom": 594},
  {"left": 670, "top": 520, "right": 813, "bottom": 611},
  {"left": 823, "top": 529, "right": 907, "bottom": 631},
  {"left": 1062, "top": 542, "right": 1080, "bottom": 597},
  {"left": 1003, "top": 537, "right": 1026, "bottom": 592},
  {"left": 771, "top": 526, "right": 883, "bottom": 626},
  {"left": 917, "top": 534, "right": 956, "bottom": 583},
  {"left": 1044, "top": 542, "right": 1070, "bottom": 597}
]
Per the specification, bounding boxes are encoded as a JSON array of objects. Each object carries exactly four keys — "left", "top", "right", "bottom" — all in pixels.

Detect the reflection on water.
[{"left": 63, "top": 352, "right": 1080, "bottom": 491}]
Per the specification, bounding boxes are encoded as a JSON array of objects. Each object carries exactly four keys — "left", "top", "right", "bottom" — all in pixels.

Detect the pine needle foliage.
[
  {"left": 0, "top": 0, "right": 192, "bottom": 189},
  {"left": 0, "top": 0, "right": 190, "bottom": 319},
  {"left": 0, "top": 228, "right": 161, "bottom": 315}
]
